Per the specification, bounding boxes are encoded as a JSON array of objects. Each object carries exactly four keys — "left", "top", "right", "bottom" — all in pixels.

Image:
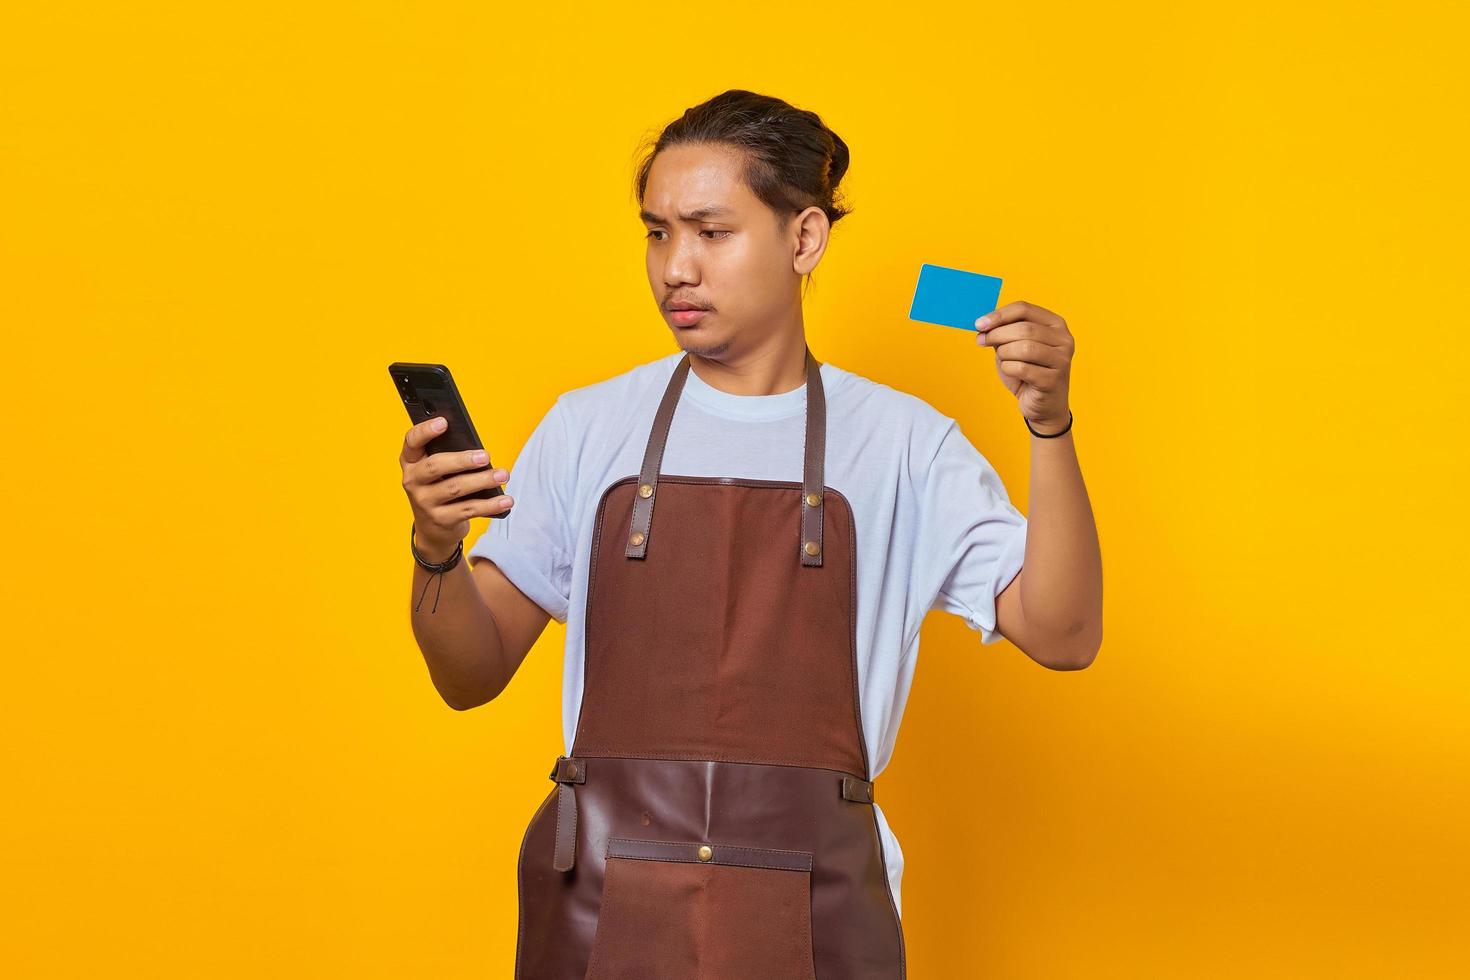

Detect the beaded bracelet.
[
  {"left": 1025, "top": 410, "right": 1073, "bottom": 439},
  {"left": 411, "top": 524, "right": 464, "bottom": 614}
]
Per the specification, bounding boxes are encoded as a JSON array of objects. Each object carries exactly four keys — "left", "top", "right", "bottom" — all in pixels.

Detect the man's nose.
[{"left": 662, "top": 238, "right": 699, "bottom": 286}]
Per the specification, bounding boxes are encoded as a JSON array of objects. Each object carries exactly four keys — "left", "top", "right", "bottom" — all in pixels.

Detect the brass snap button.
[
  {"left": 805, "top": 491, "right": 820, "bottom": 507},
  {"left": 638, "top": 483, "right": 653, "bottom": 498},
  {"left": 697, "top": 845, "right": 713, "bottom": 862},
  {"left": 566, "top": 762, "right": 578, "bottom": 779},
  {"left": 804, "top": 540, "right": 820, "bottom": 556},
  {"left": 630, "top": 531, "right": 645, "bottom": 546}
]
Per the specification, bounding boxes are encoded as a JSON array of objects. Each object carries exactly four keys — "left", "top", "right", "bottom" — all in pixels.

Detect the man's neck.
[{"left": 686, "top": 338, "right": 815, "bottom": 396}]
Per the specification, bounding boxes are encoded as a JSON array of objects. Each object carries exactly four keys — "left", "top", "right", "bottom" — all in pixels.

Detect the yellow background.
[{"left": 3, "top": 2, "right": 1466, "bottom": 976}]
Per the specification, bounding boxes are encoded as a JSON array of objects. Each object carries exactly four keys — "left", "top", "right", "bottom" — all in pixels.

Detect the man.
[{"left": 400, "top": 89, "right": 1102, "bottom": 978}]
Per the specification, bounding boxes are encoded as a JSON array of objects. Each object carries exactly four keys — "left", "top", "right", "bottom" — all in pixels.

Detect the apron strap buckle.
[
  {"left": 548, "top": 756, "right": 585, "bottom": 872},
  {"left": 548, "top": 756, "right": 585, "bottom": 784},
  {"left": 841, "top": 775, "right": 875, "bottom": 804}
]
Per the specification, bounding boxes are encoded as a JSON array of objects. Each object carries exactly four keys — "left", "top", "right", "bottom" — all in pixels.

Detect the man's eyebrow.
[{"left": 640, "top": 205, "right": 734, "bottom": 223}]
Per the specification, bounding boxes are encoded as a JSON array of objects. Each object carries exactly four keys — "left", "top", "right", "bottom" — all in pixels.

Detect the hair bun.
[{"left": 826, "top": 131, "right": 851, "bottom": 187}]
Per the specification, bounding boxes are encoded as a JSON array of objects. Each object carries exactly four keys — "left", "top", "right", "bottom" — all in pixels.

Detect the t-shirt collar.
[{"left": 676, "top": 353, "right": 839, "bottom": 422}]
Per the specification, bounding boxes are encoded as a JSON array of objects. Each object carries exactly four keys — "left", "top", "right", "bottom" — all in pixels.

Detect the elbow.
[
  {"left": 1045, "top": 648, "right": 1098, "bottom": 671},
  {"left": 439, "top": 684, "right": 497, "bottom": 711},
  {"left": 1040, "top": 622, "right": 1103, "bottom": 671}
]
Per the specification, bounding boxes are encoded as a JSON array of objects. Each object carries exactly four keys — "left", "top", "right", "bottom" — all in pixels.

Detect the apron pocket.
[{"left": 583, "top": 837, "right": 817, "bottom": 980}]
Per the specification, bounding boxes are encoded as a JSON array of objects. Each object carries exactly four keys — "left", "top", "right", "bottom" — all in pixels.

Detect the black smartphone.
[{"left": 389, "top": 361, "right": 507, "bottom": 515}]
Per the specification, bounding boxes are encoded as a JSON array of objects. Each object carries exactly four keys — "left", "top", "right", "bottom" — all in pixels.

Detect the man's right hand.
[{"left": 400, "top": 415, "right": 515, "bottom": 561}]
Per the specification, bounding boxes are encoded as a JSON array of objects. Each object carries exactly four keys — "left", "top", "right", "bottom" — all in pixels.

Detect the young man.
[{"left": 400, "top": 89, "right": 1102, "bottom": 978}]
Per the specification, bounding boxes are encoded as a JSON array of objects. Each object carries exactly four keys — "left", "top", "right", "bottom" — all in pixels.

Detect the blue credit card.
[{"left": 908, "top": 263, "right": 1004, "bottom": 331}]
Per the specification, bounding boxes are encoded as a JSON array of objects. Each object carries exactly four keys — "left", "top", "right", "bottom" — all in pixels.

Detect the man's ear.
[{"left": 790, "top": 206, "right": 830, "bottom": 276}]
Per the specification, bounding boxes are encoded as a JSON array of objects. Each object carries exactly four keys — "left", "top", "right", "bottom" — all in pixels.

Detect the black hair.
[{"left": 632, "top": 89, "right": 853, "bottom": 289}]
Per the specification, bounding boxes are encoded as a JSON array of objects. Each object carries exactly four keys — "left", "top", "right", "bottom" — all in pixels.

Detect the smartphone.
[{"left": 389, "top": 361, "right": 507, "bottom": 515}]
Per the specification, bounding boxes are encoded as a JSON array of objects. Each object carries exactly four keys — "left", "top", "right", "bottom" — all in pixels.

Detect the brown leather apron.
[{"left": 514, "top": 349, "right": 907, "bottom": 978}]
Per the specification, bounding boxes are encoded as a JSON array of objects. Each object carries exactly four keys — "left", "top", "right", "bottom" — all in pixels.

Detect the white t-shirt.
[{"left": 468, "top": 350, "right": 1029, "bottom": 917}]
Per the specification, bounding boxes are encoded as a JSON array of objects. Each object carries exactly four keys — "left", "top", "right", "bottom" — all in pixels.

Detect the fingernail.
[
  {"left": 433, "top": 418, "right": 447, "bottom": 430},
  {"left": 494, "top": 469, "right": 507, "bottom": 481},
  {"left": 502, "top": 496, "right": 514, "bottom": 507},
  {"left": 472, "top": 451, "right": 488, "bottom": 464}
]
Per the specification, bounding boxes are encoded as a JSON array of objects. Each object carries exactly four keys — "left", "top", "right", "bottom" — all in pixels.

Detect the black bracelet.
[
  {"left": 1025, "top": 410, "right": 1073, "bottom": 438},
  {"left": 411, "top": 524, "right": 463, "bottom": 614}
]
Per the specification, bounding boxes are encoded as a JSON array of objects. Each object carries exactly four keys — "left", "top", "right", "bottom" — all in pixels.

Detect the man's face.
[{"left": 641, "top": 143, "right": 805, "bottom": 360}]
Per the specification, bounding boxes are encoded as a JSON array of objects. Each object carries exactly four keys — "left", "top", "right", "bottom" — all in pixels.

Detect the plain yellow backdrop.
[{"left": 3, "top": 1, "right": 1466, "bottom": 976}]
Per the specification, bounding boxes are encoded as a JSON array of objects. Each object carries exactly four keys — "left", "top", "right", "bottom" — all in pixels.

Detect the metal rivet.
[
  {"left": 804, "top": 540, "right": 820, "bottom": 556},
  {"left": 630, "top": 531, "right": 645, "bottom": 546},
  {"left": 805, "top": 491, "right": 820, "bottom": 507},
  {"left": 567, "top": 763, "right": 578, "bottom": 778},
  {"left": 697, "top": 845, "right": 713, "bottom": 862},
  {"left": 638, "top": 483, "right": 653, "bottom": 498}
]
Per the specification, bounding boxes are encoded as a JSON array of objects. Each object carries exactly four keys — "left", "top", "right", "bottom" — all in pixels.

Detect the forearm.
[
  {"left": 408, "top": 551, "right": 514, "bottom": 709},
  {"left": 1020, "top": 423, "right": 1103, "bottom": 658}
]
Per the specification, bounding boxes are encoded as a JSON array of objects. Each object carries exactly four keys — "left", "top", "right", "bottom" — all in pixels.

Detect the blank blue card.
[{"left": 908, "top": 263, "right": 1003, "bottom": 331}]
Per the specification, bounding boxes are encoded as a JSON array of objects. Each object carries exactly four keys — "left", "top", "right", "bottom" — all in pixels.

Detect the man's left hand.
[{"left": 975, "top": 301, "right": 1074, "bottom": 434}]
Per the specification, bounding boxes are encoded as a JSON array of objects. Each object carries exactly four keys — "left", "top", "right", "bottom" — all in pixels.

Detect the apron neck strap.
[{"left": 623, "top": 348, "right": 827, "bottom": 567}]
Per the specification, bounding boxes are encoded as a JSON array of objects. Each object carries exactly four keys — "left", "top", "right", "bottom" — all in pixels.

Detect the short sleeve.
[
  {"left": 916, "top": 419, "right": 1028, "bottom": 645},
  {"left": 465, "top": 397, "right": 574, "bottom": 624}
]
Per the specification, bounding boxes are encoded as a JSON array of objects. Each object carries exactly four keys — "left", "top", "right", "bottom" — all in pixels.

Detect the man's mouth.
[
  {"left": 666, "top": 297, "right": 712, "bottom": 326},
  {"left": 670, "top": 308, "right": 709, "bottom": 326}
]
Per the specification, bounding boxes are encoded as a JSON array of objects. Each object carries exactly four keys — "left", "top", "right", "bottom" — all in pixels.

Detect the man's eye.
[{"left": 645, "top": 229, "right": 730, "bottom": 241}]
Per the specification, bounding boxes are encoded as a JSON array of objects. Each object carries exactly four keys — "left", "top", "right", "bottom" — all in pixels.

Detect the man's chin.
[{"left": 671, "top": 329, "right": 731, "bottom": 360}]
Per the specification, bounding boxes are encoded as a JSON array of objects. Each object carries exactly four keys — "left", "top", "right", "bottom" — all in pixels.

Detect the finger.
[
  {"left": 426, "top": 465, "right": 508, "bottom": 507},
  {"left": 467, "top": 493, "right": 515, "bottom": 518},
  {"left": 412, "top": 447, "right": 497, "bottom": 488},
  {"left": 976, "top": 320, "right": 1064, "bottom": 349},
  {"left": 401, "top": 416, "right": 450, "bottom": 464},
  {"left": 975, "top": 301, "right": 1064, "bottom": 332},
  {"left": 997, "top": 358, "right": 1061, "bottom": 387},
  {"left": 430, "top": 493, "right": 516, "bottom": 526},
  {"left": 990, "top": 337, "right": 1067, "bottom": 369}
]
